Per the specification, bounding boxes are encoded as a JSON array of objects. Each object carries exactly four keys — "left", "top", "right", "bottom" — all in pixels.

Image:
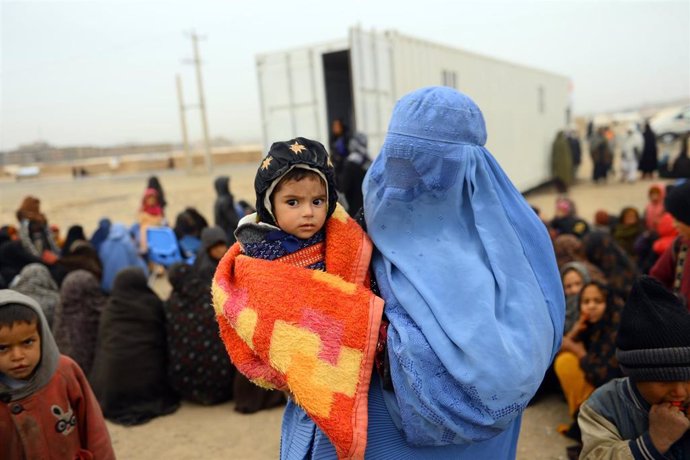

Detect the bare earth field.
[{"left": 0, "top": 160, "right": 672, "bottom": 459}]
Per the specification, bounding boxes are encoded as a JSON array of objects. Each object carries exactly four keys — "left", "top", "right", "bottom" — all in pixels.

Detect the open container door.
[
  {"left": 256, "top": 46, "right": 333, "bottom": 151},
  {"left": 349, "top": 27, "right": 396, "bottom": 158}
]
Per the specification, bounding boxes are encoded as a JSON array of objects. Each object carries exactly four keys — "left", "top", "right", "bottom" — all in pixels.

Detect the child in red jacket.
[{"left": 0, "top": 290, "right": 114, "bottom": 460}]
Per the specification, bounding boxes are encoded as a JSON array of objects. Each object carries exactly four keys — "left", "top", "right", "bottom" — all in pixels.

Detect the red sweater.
[
  {"left": 0, "top": 355, "right": 115, "bottom": 460},
  {"left": 650, "top": 236, "right": 690, "bottom": 306}
]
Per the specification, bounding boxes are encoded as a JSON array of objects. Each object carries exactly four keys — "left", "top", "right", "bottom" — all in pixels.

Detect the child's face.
[
  {"left": 674, "top": 219, "right": 690, "bottom": 240},
  {"left": 208, "top": 243, "right": 229, "bottom": 261},
  {"left": 0, "top": 321, "right": 41, "bottom": 380},
  {"left": 562, "top": 270, "right": 584, "bottom": 297},
  {"left": 636, "top": 380, "right": 690, "bottom": 406},
  {"left": 273, "top": 176, "right": 328, "bottom": 239},
  {"left": 580, "top": 285, "right": 607, "bottom": 323},
  {"left": 145, "top": 196, "right": 157, "bottom": 206}
]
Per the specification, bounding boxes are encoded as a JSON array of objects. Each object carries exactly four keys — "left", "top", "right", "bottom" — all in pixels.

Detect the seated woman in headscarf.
[
  {"left": 173, "top": 207, "right": 208, "bottom": 260},
  {"left": 165, "top": 263, "right": 235, "bottom": 405},
  {"left": 52, "top": 269, "right": 107, "bottom": 376},
  {"left": 0, "top": 225, "right": 44, "bottom": 286},
  {"left": 612, "top": 206, "right": 644, "bottom": 259},
  {"left": 61, "top": 225, "right": 87, "bottom": 257},
  {"left": 10, "top": 263, "right": 60, "bottom": 328},
  {"left": 89, "top": 218, "right": 111, "bottom": 253},
  {"left": 553, "top": 234, "right": 606, "bottom": 284},
  {"left": 583, "top": 231, "right": 638, "bottom": 298},
  {"left": 98, "top": 223, "right": 148, "bottom": 293},
  {"left": 89, "top": 267, "right": 179, "bottom": 425},
  {"left": 279, "top": 87, "right": 564, "bottom": 458},
  {"left": 53, "top": 240, "right": 103, "bottom": 287}
]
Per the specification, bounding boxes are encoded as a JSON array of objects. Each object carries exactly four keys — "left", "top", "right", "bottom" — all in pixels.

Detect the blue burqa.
[{"left": 280, "top": 87, "right": 563, "bottom": 459}]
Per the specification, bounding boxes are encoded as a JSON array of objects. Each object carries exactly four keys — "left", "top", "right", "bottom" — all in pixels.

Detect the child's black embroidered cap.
[
  {"left": 254, "top": 137, "right": 337, "bottom": 226},
  {"left": 616, "top": 275, "right": 690, "bottom": 381}
]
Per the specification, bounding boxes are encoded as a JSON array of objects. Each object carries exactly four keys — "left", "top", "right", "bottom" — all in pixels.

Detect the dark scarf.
[
  {"left": 90, "top": 267, "right": 179, "bottom": 425},
  {"left": 52, "top": 270, "right": 106, "bottom": 376},
  {"left": 165, "top": 263, "right": 235, "bottom": 405},
  {"left": 584, "top": 232, "right": 638, "bottom": 297},
  {"left": 613, "top": 223, "right": 643, "bottom": 257},
  {"left": 241, "top": 228, "right": 326, "bottom": 271},
  {"left": 578, "top": 291, "right": 624, "bottom": 387}
]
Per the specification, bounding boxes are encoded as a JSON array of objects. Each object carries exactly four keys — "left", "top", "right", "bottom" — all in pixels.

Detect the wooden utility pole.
[
  {"left": 175, "top": 74, "right": 192, "bottom": 171},
  {"left": 189, "top": 31, "right": 212, "bottom": 172}
]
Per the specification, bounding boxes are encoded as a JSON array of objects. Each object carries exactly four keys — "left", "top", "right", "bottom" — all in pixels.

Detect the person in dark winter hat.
[
  {"left": 212, "top": 136, "right": 383, "bottom": 453},
  {"left": 339, "top": 132, "right": 371, "bottom": 216},
  {"left": 213, "top": 176, "right": 240, "bottom": 243},
  {"left": 650, "top": 180, "right": 690, "bottom": 305},
  {"left": 579, "top": 276, "right": 690, "bottom": 459},
  {"left": 664, "top": 181, "right": 690, "bottom": 228},
  {"left": 253, "top": 137, "right": 338, "bottom": 228},
  {"left": 193, "top": 226, "right": 229, "bottom": 286}
]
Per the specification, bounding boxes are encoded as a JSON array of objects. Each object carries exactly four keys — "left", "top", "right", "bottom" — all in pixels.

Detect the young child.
[
  {"left": 211, "top": 137, "right": 383, "bottom": 458},
  {"left": 0, "top": 289, "right": 114, "bottom": 459},
  {"left": 644, "top": 184, "right": 666, "bottom": 232},
  {"left": 579, "top": 276, "right": 690, "bottom": 458},
  {"left": 556, "top": 281, "right": 623, "bottom": 435},
  {"left": 137, "top": 187, "right": 164, "bottom": 254}
]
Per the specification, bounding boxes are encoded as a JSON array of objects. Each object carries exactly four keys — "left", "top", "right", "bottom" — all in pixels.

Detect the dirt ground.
[{"left": 0, "top": 154, "right": 674, "bottom": 459}]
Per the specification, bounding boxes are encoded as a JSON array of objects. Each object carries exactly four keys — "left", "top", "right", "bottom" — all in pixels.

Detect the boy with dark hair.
[
  {"left": 579, "top": 276, "right": 690, "bottom": 459},
  {"left": 0, "top": 290, "right": 114, "bottom": 459}
]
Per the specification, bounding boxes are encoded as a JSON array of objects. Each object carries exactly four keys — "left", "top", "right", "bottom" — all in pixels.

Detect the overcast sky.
[{"left": 1, "top": 0, "right": 688, "bottom": 151}]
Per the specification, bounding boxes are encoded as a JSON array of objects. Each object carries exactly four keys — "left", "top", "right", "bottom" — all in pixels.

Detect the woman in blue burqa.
[{"left": 280, "top": 87, "right": 564, "bottom": 459}]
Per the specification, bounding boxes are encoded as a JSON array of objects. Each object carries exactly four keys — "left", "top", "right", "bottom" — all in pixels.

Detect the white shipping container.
[{"left": 256, "top": 26, "right": 571, "bottom": 191}]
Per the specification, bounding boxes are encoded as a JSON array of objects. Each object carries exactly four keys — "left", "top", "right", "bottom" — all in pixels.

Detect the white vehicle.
[
  {"left": 651, "top": 105, "right": 690, "bottom": 143},
  {"left": 3, "top": 165, "right": 40, "bottom": 180},
  {"left": 256, "top": 26, "right": 571, "bottom": 191}
]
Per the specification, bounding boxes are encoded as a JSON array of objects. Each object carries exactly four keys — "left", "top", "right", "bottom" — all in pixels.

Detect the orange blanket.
[{"left": 212, "top": 205, "right": 384, "bottom": 459}]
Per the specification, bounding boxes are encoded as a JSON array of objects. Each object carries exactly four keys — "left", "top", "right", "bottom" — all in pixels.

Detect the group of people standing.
[{"left": 553, "top": 121, "right": 690, "bottom": 191}]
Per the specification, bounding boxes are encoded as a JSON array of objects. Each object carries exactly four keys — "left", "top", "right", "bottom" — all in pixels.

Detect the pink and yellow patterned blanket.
[{"left": 211, "top": 205, "right": 384, "bottom": 459}]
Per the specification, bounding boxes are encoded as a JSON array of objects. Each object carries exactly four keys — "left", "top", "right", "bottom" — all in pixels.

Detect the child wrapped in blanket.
[{"left": 211, "top": 138, "right": 383, "bottom": 459}]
